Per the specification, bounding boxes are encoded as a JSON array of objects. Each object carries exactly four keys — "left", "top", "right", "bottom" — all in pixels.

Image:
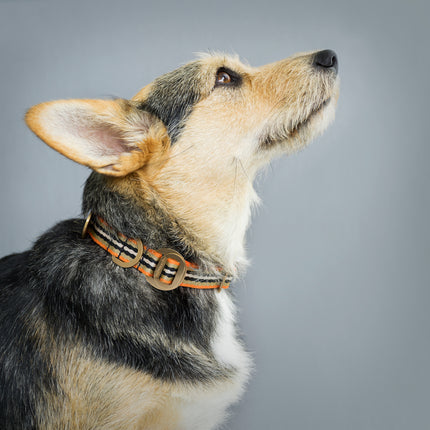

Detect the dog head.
[{"left": 26, "top": 50, "right": 339, "bottom": 271}]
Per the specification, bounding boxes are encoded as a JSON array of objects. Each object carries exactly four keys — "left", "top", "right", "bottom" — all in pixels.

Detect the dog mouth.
[
  {"left": 259, "top": 97, "right": 332, "bottom": 147},
  {"left": 290, "top": 97, "right": 331, "bottom": 135}
]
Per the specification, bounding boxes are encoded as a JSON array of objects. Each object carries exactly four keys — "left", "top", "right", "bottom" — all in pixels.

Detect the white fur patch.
[{"left": 171, "top": 291, "right": 252, "bottom": 430}]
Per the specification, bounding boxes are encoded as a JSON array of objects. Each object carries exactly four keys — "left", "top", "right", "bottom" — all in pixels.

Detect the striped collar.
[{"left": 82, "top": 213, "right": 232, "bottom": 291}]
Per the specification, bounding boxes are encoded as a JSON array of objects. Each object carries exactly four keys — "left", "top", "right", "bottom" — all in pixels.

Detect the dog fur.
[{"left": 0, "top": 50, "right": 339, "bottom": 429}]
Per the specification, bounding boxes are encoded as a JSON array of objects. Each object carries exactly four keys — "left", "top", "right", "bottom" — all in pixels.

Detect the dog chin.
[
  {"left": 259, "top": 90, "right": 339, "bottom": 154},
  {"left": 300, "top": 96, "right": 337, "bottom": 139},
  {"left": 279, "top": 93, "right": 338, "bottom": 154}
]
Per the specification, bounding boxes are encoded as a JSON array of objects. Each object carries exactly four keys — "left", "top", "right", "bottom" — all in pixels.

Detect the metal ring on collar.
[{"left": 145, "top": 248, "right": 187, "bottom": 291}]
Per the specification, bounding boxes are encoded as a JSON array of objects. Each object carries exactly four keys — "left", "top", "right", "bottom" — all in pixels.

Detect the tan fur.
[
  {"left": 38, "top": 345, "right": 178, "bottom": 430},
  {"left": 31, "top": 316, "right": 233, "bottom": 430},
  {"left": 26, "top": 99, "right": 170, "bottom": 177},
  {"left": 23, "top": 51, "right": 339, "bottom": 429},
  {"left": 25, "top": 52, "right": 338, "bottom": 272},
  {"left": 132, "top": 53, "right": 340, "bottom": 272},
  {"left": 24, "top": 294, "right": 181, "bottom": 429},
  {"left": 37, "top": 337, "right": 243, "bottom": 430}
]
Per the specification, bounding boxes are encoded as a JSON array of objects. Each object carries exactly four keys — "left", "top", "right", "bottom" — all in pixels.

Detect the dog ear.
[{"left": 25, "top": 99, "right": 169, "bottom": 176}]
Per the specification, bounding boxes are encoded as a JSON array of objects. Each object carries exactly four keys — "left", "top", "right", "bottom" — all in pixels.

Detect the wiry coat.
[{"left": 0, "top": 50, "right": 339, "bottom": 429}]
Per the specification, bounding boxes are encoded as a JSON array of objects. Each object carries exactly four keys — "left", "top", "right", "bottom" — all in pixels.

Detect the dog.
[{"left": 0, "top": 50, "right": 339, "bottom": 429}]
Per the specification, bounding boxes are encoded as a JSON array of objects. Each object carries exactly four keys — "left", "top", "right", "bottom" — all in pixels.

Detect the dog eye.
[
  {"left": 214, "top": 67, "right": 242, "bottom": 87},
  {"left": 216, "top": 71, "right": 232, "bottom": 85}
]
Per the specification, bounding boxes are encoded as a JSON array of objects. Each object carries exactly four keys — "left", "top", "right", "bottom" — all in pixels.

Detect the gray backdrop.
[{"left": 1, "top": 0, "right": 429, "bottom": 429}]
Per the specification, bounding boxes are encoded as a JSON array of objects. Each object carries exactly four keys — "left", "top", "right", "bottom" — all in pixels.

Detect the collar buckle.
[{"left": 145, "top": 248, "right": 187, "bottom": 291}]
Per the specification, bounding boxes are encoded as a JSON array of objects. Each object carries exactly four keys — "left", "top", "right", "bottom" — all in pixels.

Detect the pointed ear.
[{"left": 25, "top": 98, "right": 169, "bottom": 176}]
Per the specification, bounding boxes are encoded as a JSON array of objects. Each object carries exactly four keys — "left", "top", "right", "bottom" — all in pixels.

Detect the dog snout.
[{"left": 313, "top": 49, "right": 338, "bottom": 74}]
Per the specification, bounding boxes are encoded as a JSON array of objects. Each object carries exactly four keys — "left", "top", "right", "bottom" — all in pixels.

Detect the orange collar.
[{"left": 82, "top": 213, "right": 232, "bottom": 291}]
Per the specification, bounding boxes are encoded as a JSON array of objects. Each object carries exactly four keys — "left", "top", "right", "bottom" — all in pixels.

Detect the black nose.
[{"left": 313, "top": 49, "right": 338, "bottom": 74}]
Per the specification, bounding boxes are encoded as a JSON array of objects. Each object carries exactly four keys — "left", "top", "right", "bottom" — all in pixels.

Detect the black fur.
[
  {"left": 138, "top": 62, "right": 202, "bottom": 142},
  {"left": 34, "top": 219, "right": 229, "bottom": 381},
  {"left": 0, "top": 253, "right": 56, "bottom": 429},
  {"left": 0, "top": 173, "right": 238, "bottom": 428},
  {"left": 0, "top": 57, "right": 246, "bottom": 429}
]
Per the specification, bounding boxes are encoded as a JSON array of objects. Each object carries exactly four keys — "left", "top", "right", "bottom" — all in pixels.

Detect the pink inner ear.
[
  {"left": 67, "top": 106, "right": 134, "bottom": 157},
  {"left": 85, "top": 124, "right": 133, "bottom": 156}
]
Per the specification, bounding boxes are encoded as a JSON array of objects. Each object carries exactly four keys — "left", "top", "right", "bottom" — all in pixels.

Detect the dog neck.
[
  {"left": 81, "top": 169, "right": 258, "bottom": 276},
  {"left": 150, "top": 149, "right": 262, "bottom": 275}
]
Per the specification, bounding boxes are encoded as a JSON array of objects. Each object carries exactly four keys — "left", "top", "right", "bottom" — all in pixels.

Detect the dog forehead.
[
  {"left": 132, "top": 53, "right": 245, "bottom": 100},
  {"left": 131, "top": 54, "right": 249, "bottom": 142}
]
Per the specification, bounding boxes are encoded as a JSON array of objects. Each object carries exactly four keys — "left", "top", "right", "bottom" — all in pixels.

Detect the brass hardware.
[
  {"left": 217, "top": 275, "right": 227, "bottom": 293},
  {"left": 81, "top": 212, "right": 92, "bottom": 238},
  {"left": 112, "top": 239, "right": 144, "bottom": 268},
  {"left": 145, "top": 248, "right": 187, "bottom": 291}
]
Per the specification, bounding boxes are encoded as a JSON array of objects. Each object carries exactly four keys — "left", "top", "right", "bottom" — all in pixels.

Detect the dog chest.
[
  {"left": 154, "top": 291, "right": 252, "bottom": 430},
  {"left": 38, "top": 291, "right": 250, "bottom": 430}
]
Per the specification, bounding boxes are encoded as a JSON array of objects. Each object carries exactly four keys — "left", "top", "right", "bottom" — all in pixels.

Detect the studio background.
[{"left": 1, "top": 0, "right": 429, "bottom": 429}]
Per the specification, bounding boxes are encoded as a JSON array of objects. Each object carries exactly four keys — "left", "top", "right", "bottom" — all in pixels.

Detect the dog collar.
[{"left": 82, "top": 213, "right": 232, "bottom": 291}]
